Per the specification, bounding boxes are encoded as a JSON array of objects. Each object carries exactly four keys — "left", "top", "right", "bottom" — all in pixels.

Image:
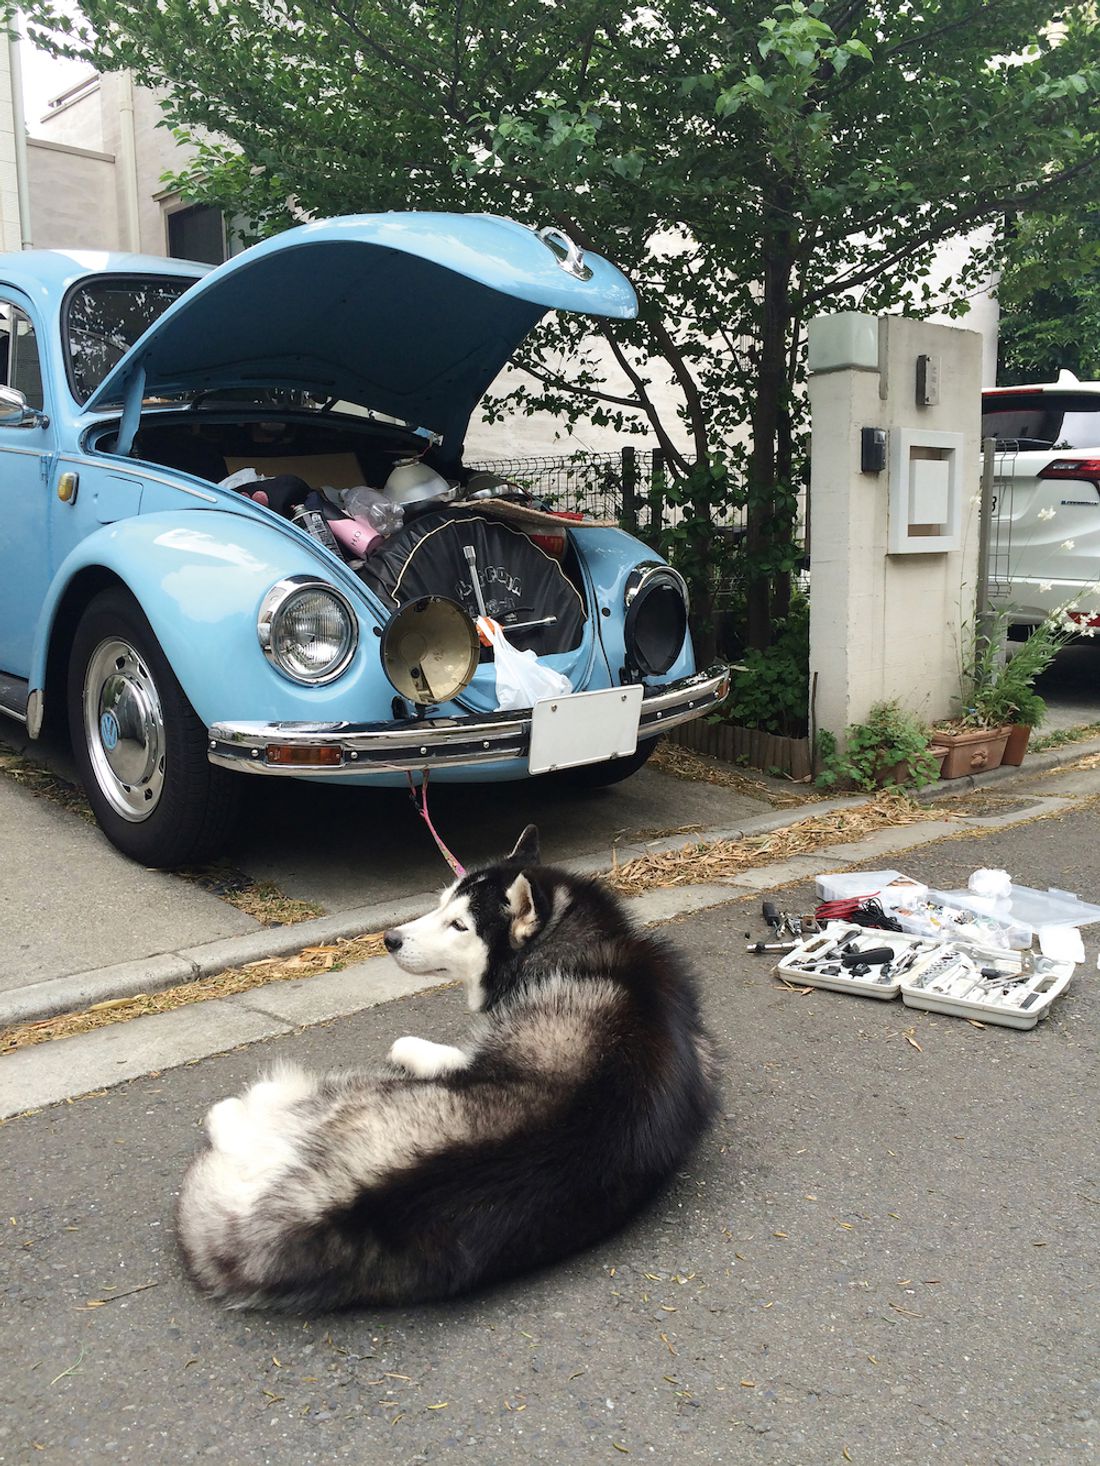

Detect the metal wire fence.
[
  {"left": 469, "top": 446, "right": 806, "bottom": 616},
  {"left": 467, "top": 450, "right": 628, "bottom": 522},
  {"left": 467, "top": 446, "right": 771, "bottom": 533}
]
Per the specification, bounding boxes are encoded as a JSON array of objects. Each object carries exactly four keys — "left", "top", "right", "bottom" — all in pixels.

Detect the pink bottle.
[{"left": 327, "top": 514, "right": 383, "bottom": 557}]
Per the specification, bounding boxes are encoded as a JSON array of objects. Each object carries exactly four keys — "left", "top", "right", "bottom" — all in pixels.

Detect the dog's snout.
[{"left": 383, "top": 930, "right": 403, "bottom": 954}]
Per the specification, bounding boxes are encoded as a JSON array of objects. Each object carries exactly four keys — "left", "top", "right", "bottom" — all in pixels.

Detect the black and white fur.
[{"left": 176, "top": 826, "right": 719, "bottom": 1311}]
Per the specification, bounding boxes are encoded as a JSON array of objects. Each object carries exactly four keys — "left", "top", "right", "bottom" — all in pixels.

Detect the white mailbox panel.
[{"left": 888, "top": 428, "right": 964, "bottom": 554}]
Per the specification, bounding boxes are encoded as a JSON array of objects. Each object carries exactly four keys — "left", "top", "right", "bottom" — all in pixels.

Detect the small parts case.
[
  {"left": 775, "top": 924, "right": 944, "bottom": 1001},
  {"left": 775, "top": 922, "right": 1073, "bottom": 1028},
  {"left": 899, "top": 949, "right": 1074, "bottom": 1030}
]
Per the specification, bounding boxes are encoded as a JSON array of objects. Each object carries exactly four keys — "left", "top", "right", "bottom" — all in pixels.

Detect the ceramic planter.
[
  {"left": 1001, "top": 724, "right": 1032, "bottom": 767},
  {"left": 934, "top": 726, "right": 1012, "bottom": 779}
]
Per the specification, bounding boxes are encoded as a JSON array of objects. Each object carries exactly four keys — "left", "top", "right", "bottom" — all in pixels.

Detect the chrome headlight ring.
[
  {"left": 624, "top": 561, "right": 689, "bottom": 611},
  {"left": 623, "top": 561, "right": 690, "bottom": 677},
  {"left": 258, "top": 575, "right": 359, "bottom": 686}
]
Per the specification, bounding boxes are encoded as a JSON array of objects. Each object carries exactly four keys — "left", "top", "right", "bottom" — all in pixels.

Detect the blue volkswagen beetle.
[{"left": 0, "top": 214, "right": 728, "bottom": 866}]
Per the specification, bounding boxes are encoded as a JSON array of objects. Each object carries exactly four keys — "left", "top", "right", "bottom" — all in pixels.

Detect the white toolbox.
[
  {"left": 899, "top": 948, "right": 1075, "bottom": 1030},
  {"left": 775, "top": 923, "right": 947, "bottom": 1000}
]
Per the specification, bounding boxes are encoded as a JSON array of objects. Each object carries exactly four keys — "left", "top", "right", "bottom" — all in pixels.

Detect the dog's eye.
[{"left": 450, "top": 920, "right": 468, "bottom": 932}]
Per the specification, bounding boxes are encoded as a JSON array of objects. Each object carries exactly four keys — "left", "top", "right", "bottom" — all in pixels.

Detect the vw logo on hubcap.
[{"left": 99, "top": 709, "right": 120, "bottom": 751}]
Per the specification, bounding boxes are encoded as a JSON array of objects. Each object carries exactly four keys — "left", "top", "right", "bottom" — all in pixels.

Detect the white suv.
[{"left": 982, "top": 370, "right": 1100, "bottom": 627}]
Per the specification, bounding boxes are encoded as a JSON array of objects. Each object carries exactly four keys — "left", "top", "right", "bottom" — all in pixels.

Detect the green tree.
[
  {"left": 17, "top": 1, "right": 1100, "bottom": 649},
  {"left": 997, "top": 209, "right": 1100, "bottom": 383}
]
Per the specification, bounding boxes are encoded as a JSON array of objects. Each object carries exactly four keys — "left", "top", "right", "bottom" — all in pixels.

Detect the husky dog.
[{"left": 176, "top": 826, "right": 719, "bottom": 1311}]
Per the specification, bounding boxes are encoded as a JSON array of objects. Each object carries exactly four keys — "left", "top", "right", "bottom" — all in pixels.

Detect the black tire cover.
[{"left": 357, "top": 508, "right": 585, "bottom": 655}]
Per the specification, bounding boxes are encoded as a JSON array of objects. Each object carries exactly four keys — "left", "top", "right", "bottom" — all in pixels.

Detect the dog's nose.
[{"left": 383, "top": 930, "right": 402, "bottom": 954}]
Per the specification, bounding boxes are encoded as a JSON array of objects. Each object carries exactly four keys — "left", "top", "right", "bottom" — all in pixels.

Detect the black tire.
[
  {"left": 553, "top": 736, "right": 659, "bottom": 789},
  {"left": 67, "top": 587, "right": 242, "bottom": 867}
]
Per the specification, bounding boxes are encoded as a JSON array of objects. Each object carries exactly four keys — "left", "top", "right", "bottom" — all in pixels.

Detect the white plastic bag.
[{"left": 477, "top": 616, "right": 572, "bottom": 711}]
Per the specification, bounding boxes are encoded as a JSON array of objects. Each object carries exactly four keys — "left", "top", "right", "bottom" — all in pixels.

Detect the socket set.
[
  {"left": 775, "top": 923, "right": 946, "bottom": 1000},
  {"left": 899, "top": 948, "right": 1074, "bottom": 1030}
]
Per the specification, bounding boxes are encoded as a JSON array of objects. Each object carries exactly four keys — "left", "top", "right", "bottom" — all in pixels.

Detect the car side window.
[{"left": 0, "top": 300, "right": 45, "bottom": 411}]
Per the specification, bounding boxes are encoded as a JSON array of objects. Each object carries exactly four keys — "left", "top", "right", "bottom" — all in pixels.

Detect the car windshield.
[
  {"left": 982, "top": 392, "right": 1100, "bottom": 451},
  {"left": 66, "top": 276, "right": 195, "bottom": 403}
]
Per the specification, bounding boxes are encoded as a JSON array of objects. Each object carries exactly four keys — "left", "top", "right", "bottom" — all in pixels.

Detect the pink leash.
[{"left": 407, "top": 770, "right": 467, "bottom": 878}]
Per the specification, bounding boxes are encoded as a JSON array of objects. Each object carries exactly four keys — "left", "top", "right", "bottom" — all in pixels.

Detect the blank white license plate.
[{"left": 528, "top": 685, "right": 644, "bottom": 775}]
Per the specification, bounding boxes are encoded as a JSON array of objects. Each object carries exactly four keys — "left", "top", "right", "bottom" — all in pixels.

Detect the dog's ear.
[
  {"left": 507, "top": 824, "right": 540, "bottom": 866},
  {"left": 505, "top": 873, "right": 545, "bottom": 948}
]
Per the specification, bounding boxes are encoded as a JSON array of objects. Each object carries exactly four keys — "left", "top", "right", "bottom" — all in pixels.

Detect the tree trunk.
[
  {"left": 771, "top": 392, "right": 796, "bottom": 620},
  {"left": 745, "top": 181, "right": 797, "bottom": 650}
]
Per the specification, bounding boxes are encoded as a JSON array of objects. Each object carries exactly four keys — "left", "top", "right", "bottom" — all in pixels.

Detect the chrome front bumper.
[{"left": 207, "top": 665, "right": 730, "bottom": 776}]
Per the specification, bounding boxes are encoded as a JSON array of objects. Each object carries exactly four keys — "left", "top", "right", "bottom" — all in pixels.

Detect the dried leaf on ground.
[
  {"left": 608, "top": 792, "right": 942, "bottom": 897},
  {"left": 649, "top": 741, "right": 808, "bottom": 807},
  {"left": 0, "top": 932, "right": 388, "bottom": 1056}
]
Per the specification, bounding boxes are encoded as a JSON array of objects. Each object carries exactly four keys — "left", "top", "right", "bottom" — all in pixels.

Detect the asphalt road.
[
  {"left": 1033, "top": 641, "right": 1100, "bottom": 730},
  {"left": 2, "top": 807, "right": 1096, "bottom": 1465}
]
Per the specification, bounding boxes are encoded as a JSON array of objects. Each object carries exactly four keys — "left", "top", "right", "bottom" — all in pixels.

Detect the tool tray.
[
  {"left": 899, "top": 949, "right": 1074, "bottom": 1029},
  {"left": 775, "top": 924, "right": 946, "bottom": 1000}
]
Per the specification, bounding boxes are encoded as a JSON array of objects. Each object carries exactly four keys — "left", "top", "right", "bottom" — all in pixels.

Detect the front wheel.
[{"left": 67, "top": 587, "right": 241, "bottom": 867}]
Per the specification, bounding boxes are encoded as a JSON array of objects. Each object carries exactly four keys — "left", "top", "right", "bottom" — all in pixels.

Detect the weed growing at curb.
[
  {"left": 1029, "top": 721, "right": 1100, "bottom": 753},
  {"left": 175, "top": 866, "right": 324, "bottom": 926}
]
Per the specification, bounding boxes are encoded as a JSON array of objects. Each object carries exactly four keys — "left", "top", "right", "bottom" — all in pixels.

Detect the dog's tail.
[{"left": 175, "top": 1067, "right": 489, "bottom": 1311}]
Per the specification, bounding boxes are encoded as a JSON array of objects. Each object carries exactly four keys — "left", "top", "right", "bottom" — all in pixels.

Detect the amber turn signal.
[{"left": 264, "top": 744, "right": 342, "bottom": 766}]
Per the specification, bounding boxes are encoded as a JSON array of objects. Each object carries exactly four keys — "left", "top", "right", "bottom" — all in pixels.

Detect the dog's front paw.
[
  {"left": 389, "top": 1036, "right": 468, "bottom": 1079},
  {"left": 205, "top": 1096, "right": 250, "bottom": 1154}
]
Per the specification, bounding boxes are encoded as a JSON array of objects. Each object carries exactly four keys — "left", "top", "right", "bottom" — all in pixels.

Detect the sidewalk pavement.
[
  {"left": 6, "top": 728, "right": 1100, "bottom": 1031},
  {"left": 1, "top": 803, "right": 1096, "bottom": 1465},
  {"left": 0, "top": 778, "right": 260, "bottom": 997},
  {"left": 0, "top": 728, "right": 791, "bottom": 1025}
]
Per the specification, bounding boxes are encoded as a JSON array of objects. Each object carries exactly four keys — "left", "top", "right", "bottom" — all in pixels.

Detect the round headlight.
[
  {"left": 381, "top": 596, "right": 480, "bottom": 706},
  {"left": 623, "top": 562, "right": 689, "bottom": 676},
  {"left": 258, "top": 577, "right": 358, "bottom": 685}
]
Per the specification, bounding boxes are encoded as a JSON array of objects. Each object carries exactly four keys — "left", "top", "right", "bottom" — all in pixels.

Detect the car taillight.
[{"left": 1038, "top": 458, "right": 1100, "bottom": 482}]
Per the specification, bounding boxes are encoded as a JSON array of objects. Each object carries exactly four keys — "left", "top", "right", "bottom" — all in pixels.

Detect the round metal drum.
[{"left": 381, "top": 595, "right": 480, "bottom": 706}]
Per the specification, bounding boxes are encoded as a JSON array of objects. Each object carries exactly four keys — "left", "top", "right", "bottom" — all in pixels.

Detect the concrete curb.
[
  {"left": 0, "top": 795, "right": 867, "bottom": 1029},
  {"left": 3, "top": 778, "right": 1097, "bottom": 1118},
  {"left": 0, "top": 890, "right": 441, "bottom": 1028},
  {"left": 1, "top": 751, "right": 1091, "bottom": 1032}
]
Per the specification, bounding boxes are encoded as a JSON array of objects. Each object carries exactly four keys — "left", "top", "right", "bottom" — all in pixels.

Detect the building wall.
[
  {"left": 25, "top": 138, "right": 118, "bottom": 250},
  {"left": 0, "top": 44, "right": 25, "bottom": 252}
]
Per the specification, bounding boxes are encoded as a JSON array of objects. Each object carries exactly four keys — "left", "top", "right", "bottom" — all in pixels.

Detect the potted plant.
[
  {"left": 1001, "top": 686, "right": 1046, "bottom": 766},
  {"left": 935, "top": 607, "right": 1076, "bottom": 777},
  {"left": 816, "top": 701, "right": 944, "bottom": 791}
]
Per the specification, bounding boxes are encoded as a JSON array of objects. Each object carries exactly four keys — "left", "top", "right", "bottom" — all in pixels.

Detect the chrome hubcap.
[{"left": 83, "top": 638, "right": 166, "bottom": 822}]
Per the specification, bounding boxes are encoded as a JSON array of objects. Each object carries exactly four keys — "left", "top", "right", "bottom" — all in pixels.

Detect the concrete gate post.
[{"left": 807, "top": 313, "right": 983, "bottom": 750}]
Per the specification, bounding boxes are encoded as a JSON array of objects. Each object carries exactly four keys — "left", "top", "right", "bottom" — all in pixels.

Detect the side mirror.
[{"left": 0, "top": 385, "right": 49, "bottom": 429}]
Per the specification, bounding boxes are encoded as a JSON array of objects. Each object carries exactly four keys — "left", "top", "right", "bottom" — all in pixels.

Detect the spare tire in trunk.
[{"left": 357, "top": 508, "right": 586, "bottom": 657}]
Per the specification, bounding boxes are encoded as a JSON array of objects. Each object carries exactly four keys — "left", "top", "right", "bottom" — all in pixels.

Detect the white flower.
[
  {"left": 1061, "top": 539, "right": 1076, "bottom": 551},
  {"left": 1038, "top": 582, "right": 1053, "bottom": 592},
  {"left": 1037, "top": 507, "right": 1057, "bottom": 521},
  {"left": 968, "top": 493, "right": 983, "bottom": 507}
]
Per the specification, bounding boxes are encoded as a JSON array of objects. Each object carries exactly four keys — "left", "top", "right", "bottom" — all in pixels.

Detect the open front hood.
[{"left": 86, "top": 213, "right": 638, "bottom": 457}]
